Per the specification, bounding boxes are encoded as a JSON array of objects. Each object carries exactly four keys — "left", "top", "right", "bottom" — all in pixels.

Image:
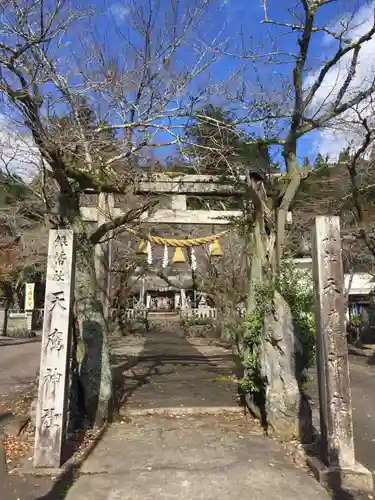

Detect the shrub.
[
  {"left": 234, "top": 259, "right": 316, "bottom": 394},
  {"left": 276, "top": 259, "right": 316, "bottom": 381}
]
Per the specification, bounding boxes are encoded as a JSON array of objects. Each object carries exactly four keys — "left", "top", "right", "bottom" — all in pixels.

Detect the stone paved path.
[
  {"left": 111, "top": 320, "right": 240, "bottom": 413},
  {"left": 67, "top": 414, "right": 328, "bottom": 500},
  {"left": 66, "top": 322, "right": 329, "bottom": 500}
]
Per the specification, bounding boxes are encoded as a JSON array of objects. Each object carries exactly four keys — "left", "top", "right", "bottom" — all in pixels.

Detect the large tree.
[
  {"left": 333, "top": 106, "right": 375, "bottom": 265},
  {"left": 181, "top": 0, "right": 375, "bottom": 437},
  {"left": 0, "top": 0, "right": 219, "bottom": 426}
]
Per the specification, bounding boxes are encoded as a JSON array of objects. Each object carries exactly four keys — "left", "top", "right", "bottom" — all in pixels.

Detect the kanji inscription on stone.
[
  {"left": 46, "top": 328, "right": 64, "bottom": 351},
  {"left": 43, "top": 368, "right": 62, "bottom": 393},
  {"left": 34, "top": 229, "right": 76, "bottom": 468},
  {"left": 311, "top": 216, "right": 355, "bottom": 468},
  {"left": 41, "top": 408, "right": 62, "bottom": 428}
]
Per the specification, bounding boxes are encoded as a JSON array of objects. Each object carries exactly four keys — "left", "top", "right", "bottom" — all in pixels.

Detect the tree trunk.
[
  {"left": 75, "top": 243, "right": 113, "bottom": 427},
  {"left": 276, "top": 151, "right": 302, "bottom": 270},
  {"left": 242, "top": 190, "right": 309, "bottom": 440},
  {"left": 58, "top": 192, "right": 113, "bottom": 428},
  {"left": 246, "top": 215, "right": 265, "bottom": 313},
  {"left": 241, "top": 215, "right": 268, "bottom": 393}
]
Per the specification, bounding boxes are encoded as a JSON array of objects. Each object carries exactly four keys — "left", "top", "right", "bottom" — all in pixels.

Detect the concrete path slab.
[
  {"left": 66, "top": 325, "right": 329, "bottom": 500},
  {"left": 67, "top": 415, "right": 328, "bottom": 500},
  {"left": 111, "top": 324, "right": 239, "bottom": 412}
]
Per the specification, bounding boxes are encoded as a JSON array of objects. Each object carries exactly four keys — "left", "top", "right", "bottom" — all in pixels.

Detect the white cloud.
[
  {"left": 306, "top": 2, "right": 375, "bottom": 159},
  {"left": 109, "top": 2, "right": 130, "bottom": 20},
  {"left": 0, "top": 115, "right": 40, "bottom": 180}
]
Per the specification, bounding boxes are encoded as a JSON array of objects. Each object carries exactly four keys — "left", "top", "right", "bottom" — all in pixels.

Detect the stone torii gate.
[
  {"left": 81, "top": 174, "right": 243, "bottom": 224},
  {"left": 81, "top": 174, "right": 244, "bottom": 313}
]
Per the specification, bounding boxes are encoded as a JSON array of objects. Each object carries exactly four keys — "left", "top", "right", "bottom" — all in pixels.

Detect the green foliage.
[
  {"left": 338, "top": 147, "right": 350, "bottom": 163},
  {"left": 347, "top": 314, "right": 362, "bottom": 345},
  {"left": 184, "top": 104, "right": 272, "bottom": 177},
  {"left": 276, "top": 259, "right": 316, "bottom": 381},
  {"left": 348, "top": 314, "right": 361, "bottom": 326},
  {"left": 314, "top": 152, "right": 328, "bottom": 169},
  {"left": 236, "top": 282, "right": 273, "bottom": 394},
  {"left": 234, "top": 260, "right": 316, "bottom": 396},
  {"left": 302, "top": 156, "right": 311, "bottom": 169}
]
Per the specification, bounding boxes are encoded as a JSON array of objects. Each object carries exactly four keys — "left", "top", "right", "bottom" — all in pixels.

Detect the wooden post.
[
  {"left": 309, "top": 216, "right": 372, "bottom": 491},
  {"left": 33, "top": 230, "right": 76, "bottom": 468}
]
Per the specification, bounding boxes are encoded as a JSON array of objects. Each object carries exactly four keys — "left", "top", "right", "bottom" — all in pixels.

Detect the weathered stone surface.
[
  {"left": 0, "top": 300, "right": 8, "bottom": 336},
  {"left": 0, "top": 431, "right": 6, "bottom": 478},
  {"left": 312, "top": 216, "right": 355, "bottom": 467},
  {"left": 307, "top": 455, "right": 373, "bottom": 492},
  {"left": 34, "top": 230, "right": 76, "bottom": 468},
  {"left": 309, "top": 216, "right": 372, "bottom": 488},
  {"left": 259, "top": 291, "right": 304, "bottom": 440},
  {"left": 65, "top": 416, "right": 329, "bottom": 500}
]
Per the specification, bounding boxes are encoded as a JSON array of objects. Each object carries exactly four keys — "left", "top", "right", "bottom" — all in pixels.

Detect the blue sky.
[
  {"left": 1, "top": 0, "right": 375, "bottom": 172},
  {"left": 92, "top": 0, "right": 374, "bottom": 165}
]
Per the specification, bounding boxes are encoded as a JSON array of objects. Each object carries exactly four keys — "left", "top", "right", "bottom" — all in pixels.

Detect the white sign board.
[{"left": 24, "top": 283, "right": 35, "bottom": 311}]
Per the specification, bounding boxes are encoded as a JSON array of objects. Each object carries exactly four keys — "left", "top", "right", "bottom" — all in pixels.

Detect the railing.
[
  {"left": 180, "top": 307, "right": 217, "bottom": 320},
  {"left": 125, "top": 308, "right": 148, "bottom": 320},
  {"left": 8, "top": 310, "right": 28, "bottom": 318}
]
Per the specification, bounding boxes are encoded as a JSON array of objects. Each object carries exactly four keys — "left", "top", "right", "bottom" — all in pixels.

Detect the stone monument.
[
  {"left": 309, "top": 216, "right": 372, "bottom": 491},
  {"left": 33, "top": 230, "right": 76, "bottom": 468}
]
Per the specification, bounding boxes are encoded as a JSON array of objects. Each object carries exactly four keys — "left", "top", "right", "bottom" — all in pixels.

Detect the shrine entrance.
[
  {"left": 148, "top": 290, "right": 175, "bottom": 312},
  {"left": 81, "top": 174, "right": 242, "bottom": 314},
  {"left": 33, "top": 174, "right": 245, "bottom": 468}
]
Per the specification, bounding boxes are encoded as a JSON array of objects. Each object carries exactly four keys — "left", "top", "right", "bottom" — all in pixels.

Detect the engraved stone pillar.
[
  {"left": 26, "top": 311, "right": 33, "bottom": 331},
  {"left": 34, "top": 230, "right": 76, "bottom": 468},
  {"left": 309, "top": 216, "right": 372, "bottom": 491}
]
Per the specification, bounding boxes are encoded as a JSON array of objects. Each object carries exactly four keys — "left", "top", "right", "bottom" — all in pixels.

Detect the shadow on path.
[
  {"left": 111, "top": 321, "right": 240, "bottom": 412},
  {"left": 28, "top": 322, "right": 241, "bottom": 500}
]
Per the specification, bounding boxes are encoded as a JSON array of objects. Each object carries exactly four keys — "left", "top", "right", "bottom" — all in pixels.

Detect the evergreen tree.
[
  {"left": 184, "top": 105, "right": 271, "bottom": 176},
  {"left": 0, "top": 171, "right": 28, "bottom": 207},
  {"left": 314, "top": 153, "right": 326, "bottom": 169},
  {"left": 338, "top": 148, "right": 351, "bottom": 163},
  {"left": 302, "top": 157, "right": 311, "bottom": 169}
]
